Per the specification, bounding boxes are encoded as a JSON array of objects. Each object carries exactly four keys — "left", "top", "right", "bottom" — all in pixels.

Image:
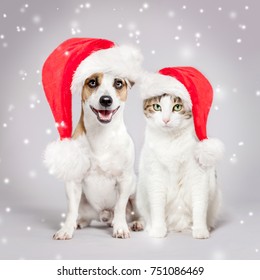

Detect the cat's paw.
[
  {"left": 131, "top": 221, "right": 144, "bottom": 232},
  {"left": 53, "top": 226, "right": 74, "bottom": 240},
  {"left": 113, "top": 224, "right": 130, "bottom": 239},
  {"left": 192, "top": 227, "right": 210, "bottom": 239},
  {"left": 149, "top": 226, "right": 167, "bottom": 238}
]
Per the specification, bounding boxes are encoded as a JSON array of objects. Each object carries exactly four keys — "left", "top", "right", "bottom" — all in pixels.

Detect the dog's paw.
[
  {"left": 149, "top": 225, "right": 167, "bottom": 238},
  {"left": 113, "top": 224, "right": 130, "bottom": 239},
  {"left": 131, "top": 221, "right": 144, "bottom": 232},
  {"left": 192, "top": 227, "right": 210, "bottom": 239},
  {"left": 53, "top": 227, "right": 74, "bottom": 240}
]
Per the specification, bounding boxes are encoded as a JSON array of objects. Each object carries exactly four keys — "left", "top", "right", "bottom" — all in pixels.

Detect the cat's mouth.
[{"left": 90, "top": 106, "right": 120, "bottom": 123}]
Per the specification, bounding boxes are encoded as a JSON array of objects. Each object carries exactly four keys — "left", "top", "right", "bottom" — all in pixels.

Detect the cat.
[{"left": 136, "top": 93, "right": 222, "bottom": 239}]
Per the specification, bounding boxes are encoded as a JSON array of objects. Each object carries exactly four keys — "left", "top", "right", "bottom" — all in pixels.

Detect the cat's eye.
[
  {"left": 153, "top": 104, "right": 161, "bottom": 111},
  {"left": 88, "top": 79, "right": 97, "bottom": 88},
  {"left": 173, "top": 104, "right": 183, "bottom": 112},
  {"left": 114, "top": 79, "right": 123, "bottom": 89}
]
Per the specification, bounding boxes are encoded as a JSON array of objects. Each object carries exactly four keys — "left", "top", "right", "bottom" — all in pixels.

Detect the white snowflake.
[
  {"left": 61, "top": 213, "right": 66, "bottom": 218},
  {"left": 230, "top": 154, "right": 237, "bottom": 164},
  {"left": 240, "top": 220, "right": 244, "bottom": 225},
  {"left": 3, "top": 13, "right": 7, "bottom": 18},
  {"left": 27, "top": 226, "right": 31, "bottom": 231},
  {"left": 256, "top": 91, "right": 260, "bottom": 96},
  {"left": 129, "top": 32, "right": 134, "bottom": 38},
  {"left": 218, "top": 7, "right": 222, "bottom": 11},
  {"left": 39, "top": 27, "right": 44, "bottom": 32},
  {"left": 199, "top": 9, "right": 204, "bottom": 13},
  {"left": 135, "top": 30, "right": 141, "bottom": 36},
  {"left": 5, "top": 207, "right": 11, "bottom": 213},
  {"left": 214, "top": 106, "right": 219, "bottom": 111},
  {"left": 3, "top": 123, "right": 7, "bottom": 128},
  {"left": 195, "top": 32, "right": 201, "bottom": 39},
  {"left": 3, "top": 178, "right": 10, "bottom": 184},
  {"left": 151, "top": 50, "right": 155, "bottom": 54},
  {"left": 8, "top": 104, "right": 15, "bottom": 112},
  {"left": 182, "top": 5, "right": 187, "bottom": 10},
  {"left": 238, "top": 142, "right": 244, "bottom": 146},
  {"left": 238, "top": 24, "right": 246, "bottom": 30},
  {"left": 143, "top": 3, "right": 149, "bottom": 9},
  {"left": 118, "top": 23, "right": 123, "bottom": 28},
  {"left": 245, "top": 6, "right": 249, "bottom": 10},
  {"left": 236, "top": 38, "right": 242, "bottom": 43},
  {"left": 0, "top": 34, "right": 4, "bottom": 39},
  {"left": 174, "top": 36, "right": 180, "bottom": 41},
  {"left": 248, "top": 212, "right": 253, "bottom": 216},
  {"left": 46, "top": 128, "right": 52, "bottom": 135},
  {"left": 177, "top": 25, "right": 182, "bottom": 31},
  {"left": 238, "top": 56, "right": 242, "bottom": 61},
  {"left": 139, "top": 8, "right": 143, "bottom": 12},
  {"left": 23, "top": 139, "right": 30, "bottom": 145}
]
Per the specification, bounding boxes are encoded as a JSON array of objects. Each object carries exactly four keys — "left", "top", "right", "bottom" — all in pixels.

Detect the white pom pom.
[
  {"left": 43, "top": 135, "right": 91, "bottom": 181},
  {"left": 195, "top": 138, "right": 225, "bottom": 167}
]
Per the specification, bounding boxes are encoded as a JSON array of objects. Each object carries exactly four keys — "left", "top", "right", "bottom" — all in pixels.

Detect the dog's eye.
[
  {"left": 114, "top": 79, "right": 123, "bottom": 89},
  {"left": 88, "top": 79, "right": 97, "bottom": 88}
]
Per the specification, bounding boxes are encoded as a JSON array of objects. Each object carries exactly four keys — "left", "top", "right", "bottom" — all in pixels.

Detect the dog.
[{"left": 53, "top": 72, "right": 143, "bottom": 240}]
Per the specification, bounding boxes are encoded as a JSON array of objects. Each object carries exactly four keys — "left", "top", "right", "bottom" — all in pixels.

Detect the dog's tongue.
[{"left": 98, "top": 110, "right": 113, "bottom": 121}]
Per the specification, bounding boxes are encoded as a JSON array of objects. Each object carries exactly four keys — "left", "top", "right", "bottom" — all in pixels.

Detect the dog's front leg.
[
  {"left": 53, "top": 180, "right": 82, "bottom": 240},
  {"left": 112, "top": 174, "right": 134, "bottom": 239}
]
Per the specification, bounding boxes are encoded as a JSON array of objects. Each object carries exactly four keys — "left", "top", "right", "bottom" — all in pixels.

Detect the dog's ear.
[{"left": 125, "top": 79, "right": 135, "bottom": 89}]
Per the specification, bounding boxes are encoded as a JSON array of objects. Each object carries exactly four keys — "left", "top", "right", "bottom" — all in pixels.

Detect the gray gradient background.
[{"left": 0, "top": 0, "right": 259, "bottom": 259}]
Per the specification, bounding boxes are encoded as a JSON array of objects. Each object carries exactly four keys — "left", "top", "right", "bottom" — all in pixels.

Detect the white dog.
[{"left": 42, "top": 39, "right": 143, "bottom": 239}]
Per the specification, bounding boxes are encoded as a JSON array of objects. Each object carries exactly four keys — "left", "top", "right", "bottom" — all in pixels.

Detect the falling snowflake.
[
  {"left": 0, "top": 35, "right": 4, "bottom": 39},
  {"left": 174, "top": 36, "right": 180, "bottom": 41},
  {"left": 29, "top": 170, "right": 37, "bottom": 178},
  {"left": 238, "top": 56, "right": 242, "bottom": 61},
  {"left": 61, "top": 213, "right": 66, "bottom": 218},
  {"left": 3, "top": 123, "right": 7, "bottom": 128},
  {"left": 230, "top": 153, "right": 237, "bottom": 164},
  {"left": 39, "top": 27, "right": 44, "bottom": 32},
  {"left": 256, "top": 91, "right": 260, "bottom": 96},
  {"left": 26, "top": 226, "right": 31, "bottom": 231},
  {"left": 249, "top": 212, "right": 253, "bottom": 216},
  {"left": 5, "top": 207, "right": 11, "bottom": 213},
  {"left": 23, "top": 139, "right": 30, "bottom": 145},
  {"left": 3, "top": 13, "right": 7, "bottom": 18},
  {"left": 199, "top": 9, "right": 204, "bottom": 13},
  {"left": 46, "top": 128, "right": 52, "bottom": 135},
  {"left": 218, "top": 7, "right": 222, "bottom": 11},
  {"left": 151, "top": 50, "right": 155, "bottom": 54},
  {"left": 236, "top": 38, "right": 242, "bottom": 43},
  {"left": 32, "top": 15, "right": 41, "bottom": 24},
  {"left": 240, "top": 220, "right": 244, "bottom": 225},
  {"left": 238, "top": 24, "right": 246, "bottom": 30},
  {"left": 238, "top": 142, "right": 244, "bottom": 146},
  {"left": 118, "top": 23, "right": 123, "bottom": 28},
  {"left": 177, "top": 25, "right": 182, "bottom": 31},
  {"left": 214, "top": 106, "right": 219, "bottom": 111},
  {"left": 3, "top": 178, "right": 10, "bottom": 184},
  {"left": 245, "top": 6, "right": 249, "bottom": 10}
]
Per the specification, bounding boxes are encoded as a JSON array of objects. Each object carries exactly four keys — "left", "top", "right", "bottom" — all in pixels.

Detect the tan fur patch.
[
  {"left": 143, "top": 96, "right": 161, "bottom": 117},
  {"left": 115, "top": 79, "right": 128, "bottom": 102},
  {"left": 72, "top": 104, "right": 86, "bottom": 139},
  {"left": 81, "top": 72, "right": 103, "bottom": 101}
]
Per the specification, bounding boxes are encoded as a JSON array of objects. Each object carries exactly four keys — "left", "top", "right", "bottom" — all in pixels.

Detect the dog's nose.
[{"left": 99, "top": 95, "right": 113, "bottom": 107}]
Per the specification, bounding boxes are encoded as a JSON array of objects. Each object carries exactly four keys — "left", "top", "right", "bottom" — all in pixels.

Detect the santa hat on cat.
[
  {"left": 140, "top": 67, "right": 224, "bottom": 167},
  {"left": 42, "top": 38, "right": 142, "bottom": 181}
]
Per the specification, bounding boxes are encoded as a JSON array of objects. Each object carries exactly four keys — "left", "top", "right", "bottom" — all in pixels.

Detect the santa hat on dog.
[
  {"left": 42, "top": 38, "right": 142, "bottom": 181},
  {"left": 140, "top": 67, "right": 224, "bottom": 167}
]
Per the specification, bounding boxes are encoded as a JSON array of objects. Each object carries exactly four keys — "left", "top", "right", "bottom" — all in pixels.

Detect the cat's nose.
[
  {"left": 99, "top": 95, "right": 113, "bottom": 107},
  {"left": 163, "top": 118, "right": 170, "bottom": 124}
]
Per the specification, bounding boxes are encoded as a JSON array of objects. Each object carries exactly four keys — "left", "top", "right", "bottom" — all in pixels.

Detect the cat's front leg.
[
  {"left": 191, "top": 173, "right": 210, "bottom": 239},
  {"left": 148, "top": 189, "right": 167, "bottom": 238}
]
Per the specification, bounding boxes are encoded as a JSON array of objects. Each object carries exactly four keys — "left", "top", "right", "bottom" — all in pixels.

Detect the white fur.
[
  {"left": 136, "top": 95, "right": 222, "bottom": 239},
  {"left": 71, "top": 45, "right": 143, "bottom": 96},
  {"left": 139, "top": 72, "right": 192, "bottom": 109},
  {"left": 43, "top": 135, "right": 91, "bottom": 182},
  {"left": 53, "top": 74, "right": 141, "bottom": 240}
]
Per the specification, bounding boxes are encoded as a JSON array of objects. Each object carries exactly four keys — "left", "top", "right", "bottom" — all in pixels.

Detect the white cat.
[{"left": 136, "top": 68, "right": 224, "bottom": 239}]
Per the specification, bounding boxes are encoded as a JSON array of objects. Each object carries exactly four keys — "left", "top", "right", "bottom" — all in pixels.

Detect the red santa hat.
[
  {"left": 140, "top": 67, "right": 224, "bottom": 167},
  {"left": 42, "top": 38, "right": 143, "bottom": 181}
]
